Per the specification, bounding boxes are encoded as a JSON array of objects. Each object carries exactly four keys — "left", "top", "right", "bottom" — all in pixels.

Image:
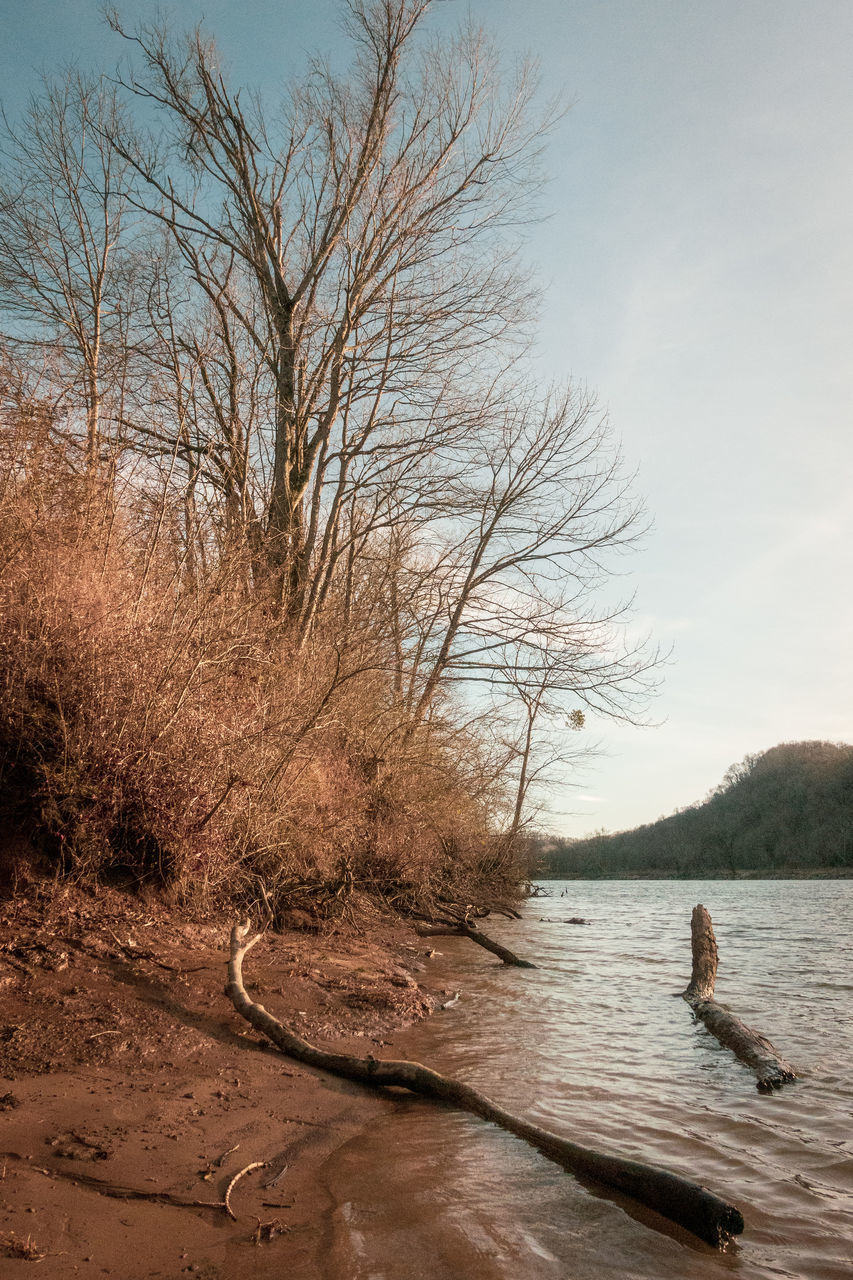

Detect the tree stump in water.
[{"left": 683, "top": 904, "right": 797, "bottom": 1092}]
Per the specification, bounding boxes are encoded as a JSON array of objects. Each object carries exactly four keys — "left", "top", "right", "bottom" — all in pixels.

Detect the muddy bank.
[{"left": 0, "top": 883, "right": 451, "bottom": 1278}]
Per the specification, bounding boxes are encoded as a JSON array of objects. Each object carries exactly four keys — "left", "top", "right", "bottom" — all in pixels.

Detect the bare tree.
[
  {"left": 499, "top": 649, "right": 589, "bottom": 846},
  {"left": 105, "top": 0, "right": 550, "bottom": 612},
  {"left": 375, "top": 383, "right": 659, "bottom": 740},
  {"left": 123, "top": 232, "right": 270, "bottom": 575},
  {"left": 0, "top": 71, "right": 137, "bottom": 474}
]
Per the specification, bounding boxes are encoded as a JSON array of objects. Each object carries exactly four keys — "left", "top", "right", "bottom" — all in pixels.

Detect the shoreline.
[
  {"left": 0, "top": 882, "right": 449, "bottom": 1277},
  {"left": 538, "top": 867, "right": 853, "bottom": 880}
]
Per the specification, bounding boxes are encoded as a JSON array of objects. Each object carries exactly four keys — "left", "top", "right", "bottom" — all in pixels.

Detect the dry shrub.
[{"left": 0, "top": 402, "right": 512, "bottom": 914}]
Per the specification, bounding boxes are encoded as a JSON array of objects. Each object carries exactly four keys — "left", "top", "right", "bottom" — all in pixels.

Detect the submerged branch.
[
  {"left": 414, "top": 920, "right": 536, "bottom": 967},
  {"left": 226, "top": 921, "right": 744, "bottom": 1248}
]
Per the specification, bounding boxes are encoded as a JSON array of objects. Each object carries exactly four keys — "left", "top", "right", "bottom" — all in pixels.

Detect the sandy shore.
[{"left": 0, "top": 883, "right": 448, "bottom": 1277}]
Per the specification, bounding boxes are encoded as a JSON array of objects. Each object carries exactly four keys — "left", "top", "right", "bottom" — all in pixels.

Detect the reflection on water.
[{"left": 319, "top": 881, "right": 853, "bottom": 1280}]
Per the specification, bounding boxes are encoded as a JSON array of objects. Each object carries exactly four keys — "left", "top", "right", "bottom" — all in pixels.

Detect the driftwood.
[
  {"left": 683, "top": 904, "right": 797, "bottom": 1092},
  {"left": 415, "top": 921, "right": 536, "bottom": 968},
  {"left": 226, "top": 922, "right": 744, "bottom": 1247}
]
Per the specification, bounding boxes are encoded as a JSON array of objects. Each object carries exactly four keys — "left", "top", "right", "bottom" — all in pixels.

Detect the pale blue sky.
[{"left": 2, "top": 1, "right": 850, "bottom": 835}]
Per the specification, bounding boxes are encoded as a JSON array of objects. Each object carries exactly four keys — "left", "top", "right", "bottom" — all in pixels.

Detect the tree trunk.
[
  {"left": 508, "top": 700, "right": 536, "bottom": 845},
  {"left": 226, "top": 922, "right": 744, "bottom": 1248},
  {"left": 683, "top": 904, "right": 797, "bottom": 1092}
]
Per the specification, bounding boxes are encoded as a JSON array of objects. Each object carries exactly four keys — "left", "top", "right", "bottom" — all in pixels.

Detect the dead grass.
[{"left": 0, "top": 1229, "right": 47, "bottom": 1261}]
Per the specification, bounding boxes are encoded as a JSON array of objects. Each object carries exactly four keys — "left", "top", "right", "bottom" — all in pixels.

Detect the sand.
[{"left": 0, "top": 881, "right": 448, "bottom": 1277}]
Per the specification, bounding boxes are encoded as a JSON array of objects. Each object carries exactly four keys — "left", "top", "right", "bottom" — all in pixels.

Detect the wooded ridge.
[{"left": 537, "top": 741, "right": 853, "bottom": 878}]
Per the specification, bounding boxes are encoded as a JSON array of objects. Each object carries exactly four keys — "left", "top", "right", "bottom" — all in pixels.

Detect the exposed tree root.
[
  {"left": 226, "top": 921, "right": 744, "bottom": 1248},
  {"left": 683, "top": 904, "right": 797, "bottom": 1092}
]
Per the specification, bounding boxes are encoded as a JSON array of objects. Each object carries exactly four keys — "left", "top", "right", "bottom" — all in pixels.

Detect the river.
[{"left": 318, "top": 880, "right": 853, "bottom": 1279}]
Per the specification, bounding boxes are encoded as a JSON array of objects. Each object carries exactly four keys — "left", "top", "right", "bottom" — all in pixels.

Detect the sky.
[{"left": 1, "top": 0, "right": 850, "bottom": 836}]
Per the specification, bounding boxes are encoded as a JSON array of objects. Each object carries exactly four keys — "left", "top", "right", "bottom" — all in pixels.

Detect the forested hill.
[{"left": 538, "top": 741, "right": 853, "bottom": 878}]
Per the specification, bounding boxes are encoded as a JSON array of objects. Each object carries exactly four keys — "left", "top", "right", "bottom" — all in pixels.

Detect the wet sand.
[{"left": 0, "top": 883, "right": 445, "bottom": 1277}]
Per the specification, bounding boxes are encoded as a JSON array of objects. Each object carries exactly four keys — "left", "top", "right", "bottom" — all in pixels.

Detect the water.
[{"left": 319, "top": 881, "right": 853, "bottom": 1279}]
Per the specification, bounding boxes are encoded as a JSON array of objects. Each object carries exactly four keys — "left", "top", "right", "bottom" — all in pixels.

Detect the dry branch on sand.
[
  {"left": 683, "top": 904, "right": 797, "bottom": 1092},
  {"left": 226, "top": 921, "right": 744, "bottom": 1248}
]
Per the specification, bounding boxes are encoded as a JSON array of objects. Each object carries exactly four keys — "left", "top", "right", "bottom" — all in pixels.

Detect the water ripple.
[{"left": 321, "top": 880, "right": 853, "bottom": 1280}]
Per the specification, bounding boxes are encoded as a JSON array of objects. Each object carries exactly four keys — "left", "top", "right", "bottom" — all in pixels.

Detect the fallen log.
[
  {"left": 414, "top": 921, "right": 536, "bottom": 968},
  {"left": 683, "top": 904, "right": 797, "bottom": 1093},
  {"left": 226, "top": 921, "right": 744, "bottom": 1248}
]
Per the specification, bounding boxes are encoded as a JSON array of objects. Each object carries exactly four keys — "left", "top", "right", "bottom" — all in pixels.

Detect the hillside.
[{"left": 538, "top": 741, "right": 853, "bottom": 878}]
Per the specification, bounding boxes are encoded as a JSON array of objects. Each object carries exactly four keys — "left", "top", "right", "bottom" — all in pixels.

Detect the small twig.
[
  {"left": 144, "top": 959, "right": 213, "bottom": 974},
  {"left": 213, "top": 1143, "right": 239, "bottom": 1168},
  {"left": 224, "top": 1161, "right": 268, "bottom": 1220},
  {"left": 106, "top": 927, "right": 133, "bottom": 952},
  {"left": 252, "top": 1214, "right": 287, "bottom": 1244},
  {"left": 200, "top": 1143, "right": 240, "bottom": 1181},
  {"left": 96, "top": 929, "right": 212, "bottom": 974},
  {"left": 191, "top": 773, "right": 246, "bottom": 834},
  {"left": 256, "top": 877, "right": 275, "bottom": 929},
  {"left": 276, "top": 1114, "right": 329, "bottom": 1129}
]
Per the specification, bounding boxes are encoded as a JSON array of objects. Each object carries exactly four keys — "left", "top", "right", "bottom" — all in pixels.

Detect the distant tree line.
[{"left": 535, "top": 741, "right": 853, "bottom": 878}]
